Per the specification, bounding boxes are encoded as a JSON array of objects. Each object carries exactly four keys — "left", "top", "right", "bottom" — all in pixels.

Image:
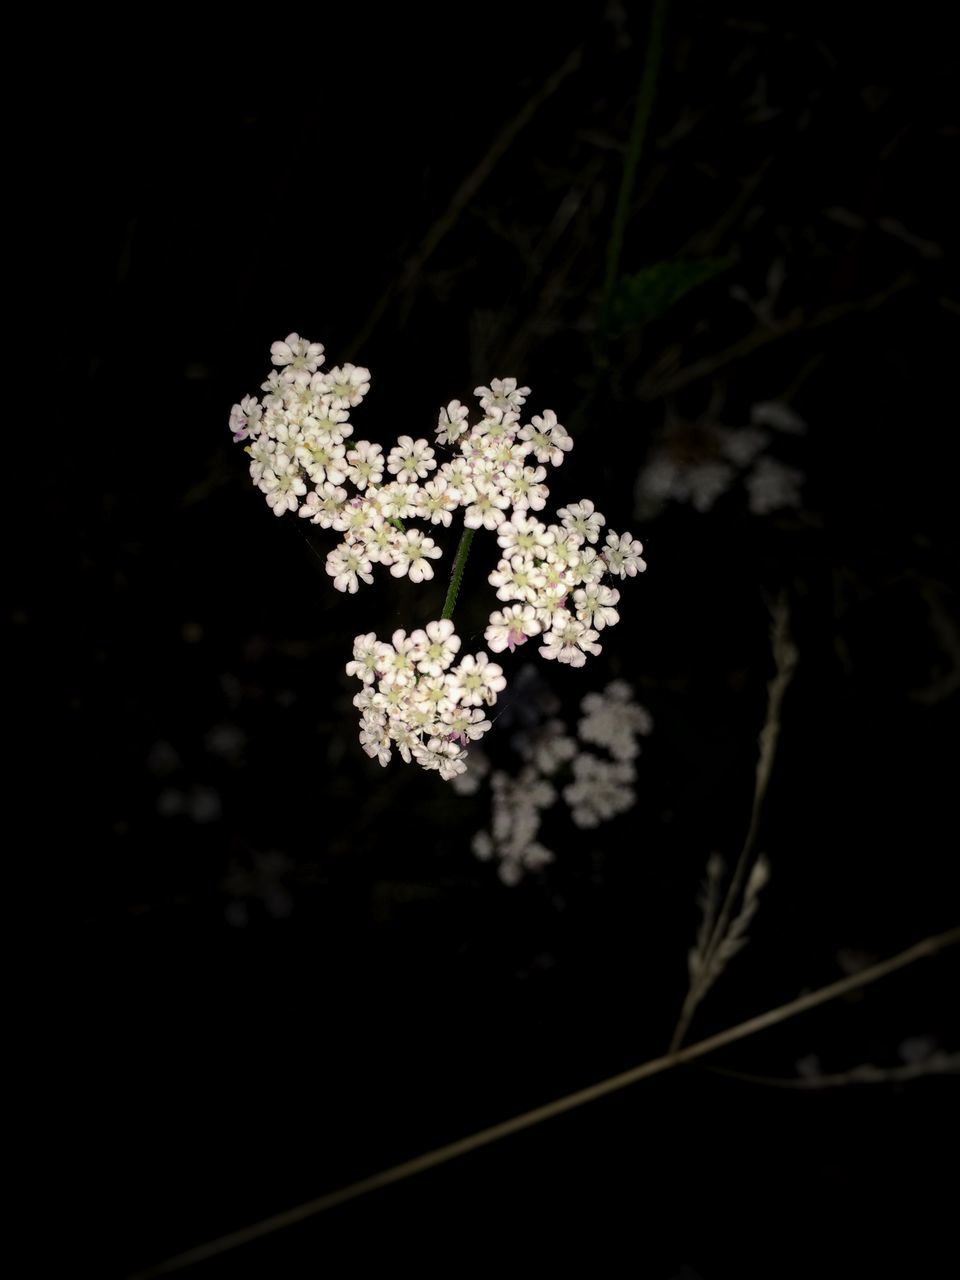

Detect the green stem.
[
  {"left": 599, "top": 0, "right": 668, "bottom": 342},
  {"left": 441, "top": 526, "right": 475, "bottom": 621}
]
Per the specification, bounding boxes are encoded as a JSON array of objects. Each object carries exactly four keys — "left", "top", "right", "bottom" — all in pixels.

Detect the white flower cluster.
[
  {"left": 458, "top": 673, "right": 652, "bottom": 883},
  {"left": 472, "top": 770, "right": 558, "bottom": 886},
  {"left": 230, "top": 333, "right": 446, "bottom": 593},
  {"left": 230, "top": 337, "right": 646, "bottom": 616},
  {"left": 483, "top": 513, "right": 645, "bottom": 671},
  {"left": 230, "top": 339, "right": 650, "bottom": 776},
  {"left": 345, "top": 622, "right": 505, "bottom": 781},
  {"left": 635, "top": 400, "right": 805, "bottom": 519}
]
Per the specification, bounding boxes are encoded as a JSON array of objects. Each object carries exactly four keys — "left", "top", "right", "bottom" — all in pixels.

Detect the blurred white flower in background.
[{"left": 635, "top": 399, "right": 807, "bottom": 519}]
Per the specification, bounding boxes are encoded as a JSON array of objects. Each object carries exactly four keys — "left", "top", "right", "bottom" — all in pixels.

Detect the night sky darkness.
[{"left": 33, "top": 3, "right": 959, "bottom": 1276}]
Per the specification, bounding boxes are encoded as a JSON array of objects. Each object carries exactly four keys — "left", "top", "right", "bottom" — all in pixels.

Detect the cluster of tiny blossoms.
[
  {"left": 230, "top": 337, "right": 648, "bottom": 775},
  {"left": 459, "top": 676, "right": 653, "bottom": 884},
  {"left": 345, "top": 621, "right": 503, "bottom": 781}
]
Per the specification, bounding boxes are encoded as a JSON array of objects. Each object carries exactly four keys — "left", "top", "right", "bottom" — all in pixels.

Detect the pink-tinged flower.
[
  {"left": 484, "top": 605, "right": 542, "bottom": 654},
  {"left": 229, "top": 395, "right": 263, "bottom": 442},
  {"left": 539, "top": 614, "right": 602, "bottom": 668}
]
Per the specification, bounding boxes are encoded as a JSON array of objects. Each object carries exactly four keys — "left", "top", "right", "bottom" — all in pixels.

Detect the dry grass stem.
[
  {"left": 131, "top": 926, "right": 959, "bottom": 1279},
  {"left": 671, "top": 595, "right": 797, "bottom": 1052}
]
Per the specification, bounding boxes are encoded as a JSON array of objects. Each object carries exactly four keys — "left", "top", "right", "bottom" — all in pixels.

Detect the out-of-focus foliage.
[{"left": 610, "top": 257, "right": 732, "bottom": 332}]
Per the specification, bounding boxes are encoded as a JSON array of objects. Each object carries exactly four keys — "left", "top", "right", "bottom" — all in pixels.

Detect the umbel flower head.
[
  {"left": 229, "top": 335, "right": 648, "bottom": 778},
  {"left": 346, "top": 623, "right": 504, "bottom": 780}
]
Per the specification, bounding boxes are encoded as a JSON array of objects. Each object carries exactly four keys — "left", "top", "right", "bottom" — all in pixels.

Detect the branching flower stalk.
[{"left": 670, "top": 594, "right": 798, "bottom": 1051}]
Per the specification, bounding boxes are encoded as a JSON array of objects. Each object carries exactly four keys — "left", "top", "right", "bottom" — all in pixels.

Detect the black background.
[{"left": 30, "top": 3, "right": 959, "bottom": 1276}]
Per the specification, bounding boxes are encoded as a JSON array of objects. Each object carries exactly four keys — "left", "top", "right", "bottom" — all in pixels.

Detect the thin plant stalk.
[
  {"left": 669, "top": 595, "right": 797, "bottom": 1052},
  {"left": 599, "top": 0, "right": 669, "bottom": 341},
  {"left": 441, "top": 526, "right": 475, "bottom": 621}
]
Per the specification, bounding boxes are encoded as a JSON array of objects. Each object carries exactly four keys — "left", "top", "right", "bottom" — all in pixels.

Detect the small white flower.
[
  {"left": 539, "top": 614, "right": 602, "bottom": 667},
  {"left": 303, "top": 398, "right": 351, "bottom": 443},
  {"left": 496, "top": 514, "right": 555, "bottom": 558},
  {"left": 415, "top": 674, "right": 456, "bottom": 717},
  {"left": 409, "top": 619, "right": 461, "bottom": 676},
  {"left": 464, "top": 486, "right": 511, "bottom": 530},
  {"left": 246, "top": 436, "right": 277, "bottom": 485},
  {"left": 488, "top": 555, "right": 547, "bottom": 605},
  {"left": 557, "top": 498, "right": 606, "bottom": 544},
  {"left": 413, "top": 476, "right": 457, "bottom": 527},
  {"left": 519, "top": 410, "right": 573, "bottom": 467},
  {"left": 358, "top": 514, "right": 402, "bottom": 565},
  {"left": 472, "top": 406, "right": 520, "bottom": 441},
  {"left": 474, "top": 377, "right": 531, "bottom": 413},
  {"left": 336, "top": 496, "right": 379, "bottom": 541},
  {"left": 387, "top": 436, "right": 437, "bottom": 483},
  {"left": 259, "top": 464, "right": 306, "bottom": 516},
  {"left": 437, "top": 399, "right": 470, "bottom": 445},
  {"left": 573, "top": 583, "right": 620, "bottom": 630},
  {"left": 447, "top": 652, "right": 507, "bottom": 707},
  {"left": 345, "top": 440, "right": 384, "bottom": 490},
  {"left": 375, "top": 629, "right": 421, "bottom": 686},
  {"left": 296, "top": 439, "right": 347, "bottom": 486},
  {"left": 325, "top": 544, "right": 374, "bottom": 593},
  {"left": 501, "top": 462, "right": 549, "bottom": 514},
  {"left": 317, "top": 363, "right": 371, "bottom": 409},
  {"left": 390, "top": 529, "right": 442, "bottom": 583},
  {"left": 378, "top": 481, "right": 420, "bottom": 521},
  {"left": 270, "top": 333, "right": 325, "bottom": 373},
  {"left": 602, "top": 531, "right": 647, "bottom": 578},
  {"left": 544, "top": 528, "right": 584, "bottom": 570},
  {"left": 298, "top": 481, "right": 348, "bottom": 527},
  {"left": 345, "top": 633, "right": 381, "bottom": 684}
]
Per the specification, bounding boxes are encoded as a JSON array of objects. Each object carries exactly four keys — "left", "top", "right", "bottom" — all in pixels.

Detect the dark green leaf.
[{"left": 611, "top": 258, "right": 732, "bottom": 331}]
